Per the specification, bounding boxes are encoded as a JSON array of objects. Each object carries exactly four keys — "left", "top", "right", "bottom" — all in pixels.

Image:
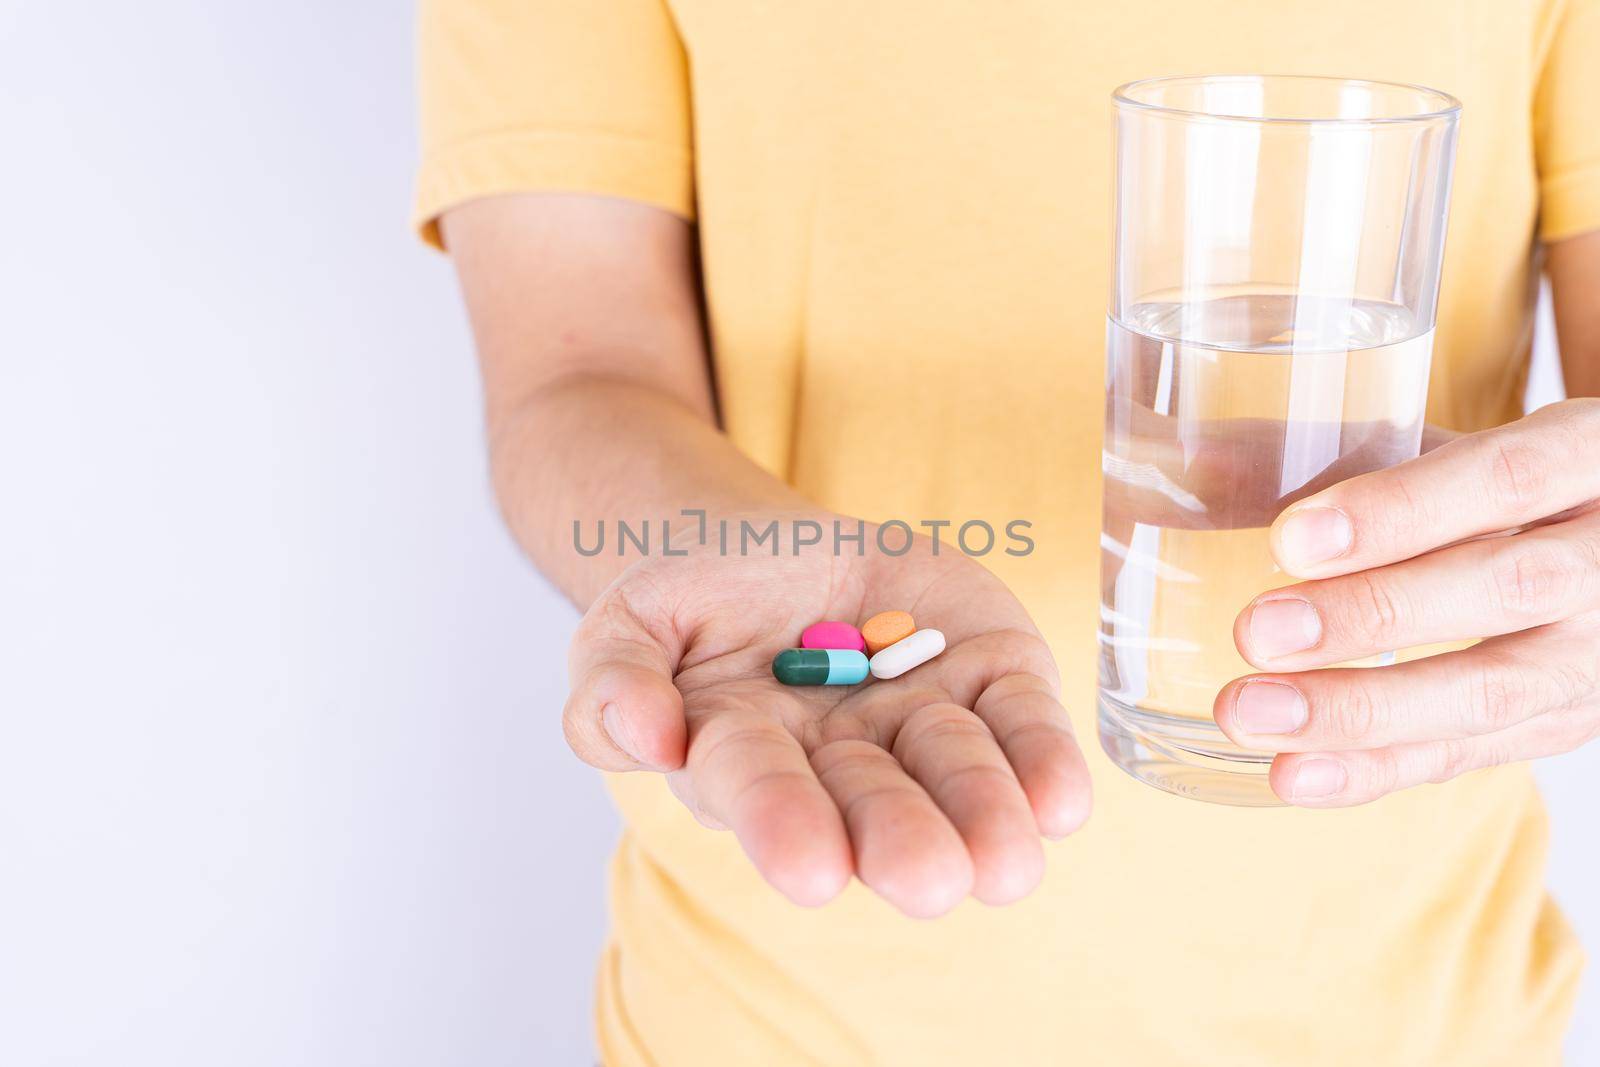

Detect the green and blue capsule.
[{"left": 771, "top": 648, "right": 870, "bottom": 686}]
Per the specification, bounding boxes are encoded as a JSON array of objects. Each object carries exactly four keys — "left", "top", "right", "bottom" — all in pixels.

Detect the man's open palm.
[{"left": 562, "top": 516, "right": 1092, "bottom": 917}]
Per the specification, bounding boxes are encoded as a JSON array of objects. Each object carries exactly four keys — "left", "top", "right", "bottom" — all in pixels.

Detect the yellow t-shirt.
[{"left": 415, "top": 2, "right": 1600, "bottom": 1064}]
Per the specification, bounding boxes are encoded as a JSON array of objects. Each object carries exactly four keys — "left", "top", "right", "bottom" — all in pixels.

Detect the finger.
[
  {"left": 972, "top": 673, "right": 1092, "bottom": 838},
  {"left": 810, "top": 739, "right": 973, "bottom": 918},
  {"left": 892, "top": 704, "right": 1045, "bottom": 906},
  {"left": 1269, "top": 398, "right": 1600, "bottom": 579},
  {"left": 1217, "top": 621, "right": 1600, "bottom": 751},
  {"left": 665, "top": 770, "right": 727, "bottom": 830},
  {"left": 1267, "top": 700, "right": 1600, "bottom": 807},
  {"left": 565, "top": 597, "right": 687, "bottom": 771},
  {"left": 686, "top": 702, "right": 852, "bottom": 907},
  {"left": 1234, "top": 509, "right": 1600, "bottom": 669}
]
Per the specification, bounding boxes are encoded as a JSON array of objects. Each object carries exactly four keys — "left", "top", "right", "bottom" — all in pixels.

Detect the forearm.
[
  {"left": 488, "top": 374, "right": 812, "bottom": 607},
  {"left": 439, "top": 194, "right": 816, "bottom": 607},
  {"left": 1548, "top": 229, "right": 1600, "bottom": 396}
]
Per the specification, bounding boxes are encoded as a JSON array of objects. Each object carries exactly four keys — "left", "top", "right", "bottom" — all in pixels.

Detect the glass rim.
[{"left": 1112, "top": 73, "right": 1462, "bottom": 127}]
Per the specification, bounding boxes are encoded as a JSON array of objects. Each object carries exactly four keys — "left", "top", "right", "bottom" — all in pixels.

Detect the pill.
[
  {"left": 861, "top": 610, "right": 916, "bottom": 655},
  {"left": 772, "top": 648, "right": 870, "bottom": 686},
  {"left": 868, "top": 629, "right": 946, "bottom": 680},
  {"left": 801, "top": 621, "right": 866, "bottom": 652}
]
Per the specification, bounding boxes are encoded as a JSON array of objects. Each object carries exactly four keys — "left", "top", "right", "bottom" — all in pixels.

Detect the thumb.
[{"left": 564, "top": 603, "right": 687, "bottom": 772}]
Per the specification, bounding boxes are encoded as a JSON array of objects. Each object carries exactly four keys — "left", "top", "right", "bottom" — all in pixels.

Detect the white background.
[{"left": 1, "top": 3, "right": 1593, "bottom": 1064}]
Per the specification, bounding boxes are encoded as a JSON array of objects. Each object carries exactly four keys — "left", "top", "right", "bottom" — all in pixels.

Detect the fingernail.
[
  {"left": 602, "top": 702, "right": 646, "bottom": 763},
  {"left": 1234, "top": 681, "right": 1308, "bottom": 736},
  {"left": 1248, "top": 598, "right": 1321, "bottom": 659},
  {"left": 1278, "top": 507, "right": 1353, "bottom": 569},
  {"left": 1290, "top": 759, "right": 1347, "bottom": 801}
]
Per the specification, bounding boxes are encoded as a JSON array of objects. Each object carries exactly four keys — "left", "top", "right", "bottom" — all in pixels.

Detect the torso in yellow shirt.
[{"left": 417, "top": 1, "right": 1600, "bottom": 1062}]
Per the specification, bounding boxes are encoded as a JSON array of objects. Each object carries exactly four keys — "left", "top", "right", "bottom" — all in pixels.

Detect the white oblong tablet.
[{"left": 868, "top": 628, "right": 946, "bottom": 680}]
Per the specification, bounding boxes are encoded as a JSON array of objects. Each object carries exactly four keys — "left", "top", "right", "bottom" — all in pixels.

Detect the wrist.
[{"left": 485, "top": 377, "right": 820, "bottom": 603}]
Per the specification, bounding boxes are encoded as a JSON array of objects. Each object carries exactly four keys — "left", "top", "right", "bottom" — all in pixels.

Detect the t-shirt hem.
[
  {"left": 411, "top": 128, "right": 696, "bottom": 250},
  {"left": 1539, "top": 160, "right": 1600, "bottom": 241}
]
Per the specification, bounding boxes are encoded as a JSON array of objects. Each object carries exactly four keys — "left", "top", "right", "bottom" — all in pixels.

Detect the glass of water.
[{"left": 1098, "top": 74, "right": 1460, "bottom": 806}]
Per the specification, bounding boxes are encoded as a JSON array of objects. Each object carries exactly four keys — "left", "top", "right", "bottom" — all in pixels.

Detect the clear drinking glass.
[{"left": 1098, "top": 74, "right": 1460, "bottom": 806}]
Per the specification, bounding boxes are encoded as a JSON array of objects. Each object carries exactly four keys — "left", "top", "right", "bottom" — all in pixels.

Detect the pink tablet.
[{"left": 800, "top": 620, "right": 866, "bottom": 653}]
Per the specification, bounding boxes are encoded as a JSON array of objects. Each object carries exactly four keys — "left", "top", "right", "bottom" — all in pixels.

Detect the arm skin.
[
  {"left": 1549, "top": 229, "right": 1600, "bottom": 397},
  {"left": 443, "top": 194, "right": 810, "bottom": 608}
]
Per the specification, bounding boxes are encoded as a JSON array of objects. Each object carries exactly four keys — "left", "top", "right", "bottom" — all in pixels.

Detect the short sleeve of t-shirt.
[
  {"left": 1534, "top": 0, "right": 1600, "bottom": 240},
  {"left": 412, "top": 0, "right": 694, "bottom": 249}
]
